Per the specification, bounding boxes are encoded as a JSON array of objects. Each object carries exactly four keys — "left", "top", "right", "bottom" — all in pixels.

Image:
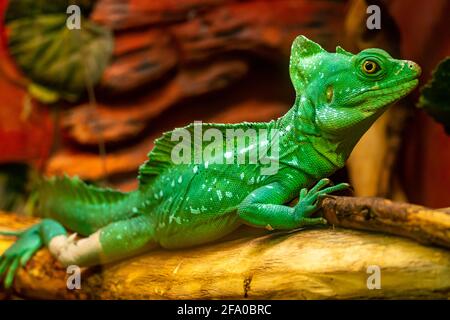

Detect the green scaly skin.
[{"left": 0, "top": 36, "right": 421, "bottom": 289}]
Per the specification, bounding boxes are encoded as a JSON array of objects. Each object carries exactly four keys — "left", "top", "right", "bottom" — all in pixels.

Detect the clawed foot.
[
  {"left": 294, "top": 178, "right": 351, "bottom": 227},
  {"left": 0, "top": 226, "right": 42, "bottom": 289}
]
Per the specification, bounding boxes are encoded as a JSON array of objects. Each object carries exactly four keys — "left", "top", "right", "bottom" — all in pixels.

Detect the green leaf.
[
  {"left": 5, "top": 0, "right": 94, "bottom": 23},
  {"left": 28, "top": 83, "right": 60, "bottom": 104},
  {"left": 6, "top": 1, "right": 113, "bottom": 103},
  {"left": 418, "top": 57, "right": 450, "bottom": 134}
]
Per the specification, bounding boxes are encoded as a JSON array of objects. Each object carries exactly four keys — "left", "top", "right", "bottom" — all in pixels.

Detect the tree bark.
[
  {"left": 0, "top": 205, "right": 449, "bottom": 299},
  {"left": 321, "top": 196, "right": 450, "bottom": 249}
]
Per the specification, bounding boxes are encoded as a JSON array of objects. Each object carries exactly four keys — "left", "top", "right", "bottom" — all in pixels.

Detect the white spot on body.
[
  {"left": 190, "top": 207, "right": 200, "bottom": 214},
  {"left": 169, "top": 214, "right": 181, "bottom": 225},
  {"left": 288, "top": 158, "right": 298, "bottom": 166}
]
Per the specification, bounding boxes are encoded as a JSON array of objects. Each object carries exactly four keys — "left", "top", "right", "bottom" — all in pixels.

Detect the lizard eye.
[{"left": 362, "top": 60, "right": 380, "bottom": 74}]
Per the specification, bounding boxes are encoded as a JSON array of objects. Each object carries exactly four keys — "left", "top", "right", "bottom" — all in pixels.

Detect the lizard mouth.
[
  {"left": 371, "top": 78, "right": 418, "bottom": 99},
  {"left": 349, "top": 77, "right": 419, "bottom": 112}
]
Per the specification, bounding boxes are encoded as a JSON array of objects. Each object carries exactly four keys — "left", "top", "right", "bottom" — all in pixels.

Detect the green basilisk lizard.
[{"left": 0, "top": 36, "right": 421, "bottom": 288}]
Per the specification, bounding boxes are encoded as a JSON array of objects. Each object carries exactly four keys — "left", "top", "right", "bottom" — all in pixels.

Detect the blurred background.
[{"left": 0, "top": 0, "right": 448, "bottom": 214}]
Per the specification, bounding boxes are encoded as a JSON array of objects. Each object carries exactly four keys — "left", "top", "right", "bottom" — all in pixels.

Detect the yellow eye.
[{"left": 362, "top": 60, "right": 379, "bottom": 74}]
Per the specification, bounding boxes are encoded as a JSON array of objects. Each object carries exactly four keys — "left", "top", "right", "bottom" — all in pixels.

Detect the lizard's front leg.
[{"left": 237, "top": 179, "right": 349, "bottom": 230}]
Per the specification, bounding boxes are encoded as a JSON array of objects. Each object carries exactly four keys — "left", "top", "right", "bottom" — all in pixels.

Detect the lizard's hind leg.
[
  {"left": 49, "top": 215, "right": 158, "bottom": 267},
  {"left": 0, "top": 215, "right": 157, "bottom": 288},
  {"left": 0, "top": 218, "right": 67, "bottom": 288}
]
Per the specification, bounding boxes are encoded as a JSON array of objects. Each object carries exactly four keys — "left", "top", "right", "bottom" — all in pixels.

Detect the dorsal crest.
[{"left": 137, "top": 122, "right": 272, "bottom": 189}]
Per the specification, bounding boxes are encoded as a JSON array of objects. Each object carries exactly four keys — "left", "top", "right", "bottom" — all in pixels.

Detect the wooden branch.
[
  {"left": 1, "top": 209, "right": 449, "bottom": 299},
  {"left": 321, "top": 196, "right": 450, "bottom": 249}
]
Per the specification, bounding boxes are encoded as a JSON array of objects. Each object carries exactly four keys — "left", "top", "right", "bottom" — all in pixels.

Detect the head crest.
[
  {"left": 291, "top": 35, "right": 325, "bottom": 59},
  {"left": 336, "top": 46, "right": 353, "bottom": 56},
  {"left": 289, "top": 35, "right": 325, "bottom": 93}
]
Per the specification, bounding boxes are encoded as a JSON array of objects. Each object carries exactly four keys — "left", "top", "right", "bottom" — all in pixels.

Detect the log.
[
  {"left": 91, "top": 0, "right": 228, "bottom": 29},
  {"left": 63, "top": 59, "right": 249, "bottom": 144},
  {"left": 168, "top": 0, "right": 347, "bottom": 62},
  {"left": 99, "top": 29, "right": 178, "bottom": 94},
  {"left": 321, "top": 196, "right": 450, "bottom": 249},
  {"left": 1, "top": 205, "right": 450, "bottom": 299}
]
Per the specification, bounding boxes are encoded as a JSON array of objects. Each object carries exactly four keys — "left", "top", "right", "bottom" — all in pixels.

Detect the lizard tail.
[
  {"left": 35, "top": 175, "right": 139, "bottom": 235},
  {"left": 0, "top": 230, "right": 24, "bottom": 237}
]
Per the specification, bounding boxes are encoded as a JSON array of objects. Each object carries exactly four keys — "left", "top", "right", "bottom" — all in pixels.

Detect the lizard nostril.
[{"left": 407, "top": 61, "right": 421, "bottom": 76}]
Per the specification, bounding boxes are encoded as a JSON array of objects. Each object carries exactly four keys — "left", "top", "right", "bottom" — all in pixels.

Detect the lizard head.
[{"left": 289, "top": 36, "right": 421, "bottom": 139}]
